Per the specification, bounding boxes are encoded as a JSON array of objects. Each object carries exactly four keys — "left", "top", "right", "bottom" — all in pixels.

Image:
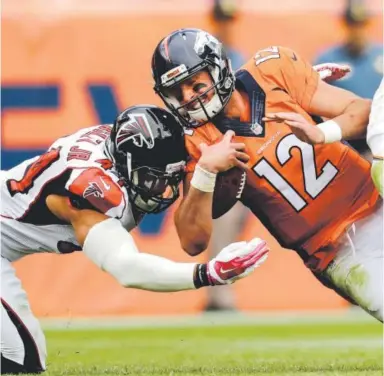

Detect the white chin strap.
[{"left": 187, "top": 92, "right": 223, "bottom": 122}]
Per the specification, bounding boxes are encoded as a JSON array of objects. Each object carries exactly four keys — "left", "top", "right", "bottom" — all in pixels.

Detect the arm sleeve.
[
  {"left": 184, "top": 133, "right": 203, "bottom": 174},
  {"left": 252, "top": 46, "right": 319, "bottom": 111},
  {"left": 83, "top": 218, "right": 197, "bottom": 292},
  {"left": 184, "top": 126, "right": 220, "bottom": 174},
  {"left": 277, "top": 47, "right": 320, "bottom": 111}
]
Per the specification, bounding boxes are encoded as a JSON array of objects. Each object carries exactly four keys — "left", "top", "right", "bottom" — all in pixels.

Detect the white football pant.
[
  {"left": 1, "top": 257, "right": 47, "bottom": 373},
  {"left": 324, "top": 199, "right": 383, "bottom": 322}
]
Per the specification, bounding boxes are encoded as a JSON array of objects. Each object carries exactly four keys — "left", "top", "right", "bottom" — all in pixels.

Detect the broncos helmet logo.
[
  {"left": 116, "top": 113, "right": 155, "bottom": 150},
  {"left": 194, "top": 31, "right": 221, "bottom": 57}
]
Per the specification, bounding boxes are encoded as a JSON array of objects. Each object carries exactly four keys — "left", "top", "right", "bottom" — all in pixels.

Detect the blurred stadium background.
[{"left": 1, "top": 0, "right": 383, "bottom": 375}]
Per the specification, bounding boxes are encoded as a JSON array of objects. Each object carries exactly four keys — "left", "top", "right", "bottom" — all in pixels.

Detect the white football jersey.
[
  {"left": 367, "top": 77, "right": 384, "bottom": 157},
  {"left": 1, "top": 124, "right": 138, "bottom": 262}
]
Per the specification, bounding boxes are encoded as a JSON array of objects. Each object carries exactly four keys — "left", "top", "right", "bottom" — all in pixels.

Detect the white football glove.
[
  {"left": 313, "top": 63, "right": 351, "bottom": 82},
  {"left": 207, "top": 238, "right": 269, "bottom": 285},
  {"left": 371, "top": 159, "right": 383, "bottom": 197}
]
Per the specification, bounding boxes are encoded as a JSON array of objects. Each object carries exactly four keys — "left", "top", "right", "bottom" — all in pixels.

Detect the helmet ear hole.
[{"left": 209, "top": 64, "right": 220, "bottom": 83}]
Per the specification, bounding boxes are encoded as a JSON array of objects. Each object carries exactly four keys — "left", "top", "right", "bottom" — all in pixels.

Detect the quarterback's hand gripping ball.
[{"left": 207, "top": 238, "right": 269, "bottom": 285}]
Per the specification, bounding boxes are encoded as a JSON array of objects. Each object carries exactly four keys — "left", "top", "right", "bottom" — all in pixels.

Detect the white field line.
[
  {"left": 230, "top": 337, "right": 383, "bottom": 350},
  {"left": 40, "top": 309, "right": 379, "bottom": 330},
  {"left": 79, "top": 336, "right": 382, "bottom": 352}
]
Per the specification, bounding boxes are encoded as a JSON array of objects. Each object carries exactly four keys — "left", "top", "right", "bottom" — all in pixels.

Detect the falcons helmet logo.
[
  {"left": 83, "top": 182, "right": 104, "bottom": 199},
  {"left": 116, "top": 113, "right": 155, "bottom": 150}
]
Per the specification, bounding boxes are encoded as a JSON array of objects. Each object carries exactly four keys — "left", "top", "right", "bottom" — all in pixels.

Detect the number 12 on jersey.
[{"left": 253, "top": 134, "right": 338, "bottom": 211}]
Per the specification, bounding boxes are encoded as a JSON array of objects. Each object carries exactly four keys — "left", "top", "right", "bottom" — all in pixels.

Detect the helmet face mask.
[
  {"left": 128, "top": 165, "right": 184, "bottom": 214},
  {"left": 107, "top": 105, "right": 186, "bottom": 214},
  {"left": 152, "top": 28, "right": 235, "bottom": 128},
  {"left": 158, "top": 67, "right": 227, "bottom": 127}
]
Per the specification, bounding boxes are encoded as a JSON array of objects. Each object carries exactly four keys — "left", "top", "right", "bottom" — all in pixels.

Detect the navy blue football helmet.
[{"left": 152, "top": 28, "right": 235, "bottom": 128}]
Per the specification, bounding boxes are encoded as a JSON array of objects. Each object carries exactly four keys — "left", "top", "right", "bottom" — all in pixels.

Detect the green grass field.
[{"left": 11, "top": 314, "right": 383, "bottom": 376}]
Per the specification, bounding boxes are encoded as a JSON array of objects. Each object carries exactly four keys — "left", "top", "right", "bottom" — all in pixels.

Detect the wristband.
[
  {"left": 193, "top": 263, "right": 213, "bottom": 288},
  {"left": 317, "top": 120, "right": 342, "bottom": 143},
  {"left": 190, "top": 164, "right": 217, "bottom": 193}
]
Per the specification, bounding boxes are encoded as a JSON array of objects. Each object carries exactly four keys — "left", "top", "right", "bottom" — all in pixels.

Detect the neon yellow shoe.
[{"left": 371, "top": 159, "right": 383, "bottom": 197}]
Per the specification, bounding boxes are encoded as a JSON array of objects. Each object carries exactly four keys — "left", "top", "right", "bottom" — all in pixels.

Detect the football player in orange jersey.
[
  {"left": 269, "top": 77, "right": 384, "bottom": 198},
  {"left": 151, "top": 28, "right": 383, "bottom": 322}
]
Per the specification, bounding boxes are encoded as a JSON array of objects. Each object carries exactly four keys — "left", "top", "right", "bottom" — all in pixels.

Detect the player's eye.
[
  {"left": 175, "top": 87, "right": 184, "bottom": 102},
  {"left": 165, "top": 86, "right": 183, "bottom": 101},
  {"left": 193, "top": 83, "right": 206, "bottom": 93}
]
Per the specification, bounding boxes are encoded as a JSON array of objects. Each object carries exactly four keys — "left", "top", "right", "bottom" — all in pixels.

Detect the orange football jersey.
[{"left": 185, "top": 46, "right": 379, "bottom": 272}]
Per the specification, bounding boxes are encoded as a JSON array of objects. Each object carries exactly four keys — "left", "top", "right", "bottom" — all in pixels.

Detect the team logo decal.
[
  {"left": 194, "top": 31, "right": 220, "bottom": 56},
  {"left": 251, "top": 122, "right": 263, "bottom": 136},
  {"left": 83, "top": 181, "right": 104, "bottom": 199},
  {"left": 116, "top": 114, "right": 155, "bottom": 149}
]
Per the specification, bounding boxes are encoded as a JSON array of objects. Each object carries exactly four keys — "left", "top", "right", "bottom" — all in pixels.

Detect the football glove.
[
  {"left": 371, "top": 159, "right": 383, "bottom": 197},
  {"left": 207, "top": 238, "right": 269, "bottom": 285},
  {"left": 313, "top": 63, "right": 351, "bottom": 82}
]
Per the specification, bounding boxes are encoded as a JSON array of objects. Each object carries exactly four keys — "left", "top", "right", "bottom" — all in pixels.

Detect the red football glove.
[
  {"left": 313, "top": 63, "right": 351, "bottom": 82},
  {"left": 207, "top": 238, "right": 269, "bottom": 285}
]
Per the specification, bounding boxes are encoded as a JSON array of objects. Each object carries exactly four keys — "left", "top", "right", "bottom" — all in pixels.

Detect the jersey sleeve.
[
  {"left": 253, "top": 46, "right": 320, "bottom": 111},
  {"left": 184, "top": 125, "right": 223, "bottom": 174},
  {"left": 185, "top": 136, "right": 201, "bottom": 174},
  {"left": 65, "top": 167, "right": 126, "bottom": 218}
]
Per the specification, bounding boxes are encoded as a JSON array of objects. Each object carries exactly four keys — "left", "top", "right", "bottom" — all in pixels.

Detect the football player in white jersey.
[
  {"left": 367, "top": 78, "right": 384, "bottom": 197},
  {"left": 1, "top": 105, "right": 269, "bottom": 374}
]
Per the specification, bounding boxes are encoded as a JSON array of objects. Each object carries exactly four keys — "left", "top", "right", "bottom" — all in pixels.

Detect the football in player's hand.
[{"left": 212, "top": 167, "right": 247, "bottom": 219}]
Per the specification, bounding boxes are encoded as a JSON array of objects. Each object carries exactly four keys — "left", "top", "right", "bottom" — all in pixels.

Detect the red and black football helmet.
[
  {"left": 105, "top": 105, "right": 186, "bottom": 214},
  {"left": 151, "top": 28, "right": 235, "bottom": 128}
]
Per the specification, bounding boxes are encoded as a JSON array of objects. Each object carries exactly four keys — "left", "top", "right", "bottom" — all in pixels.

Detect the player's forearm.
[
  {"left": 175, "top": 187, "right": 213, "bottom": 256},
  {"left": 331, "top": 98, "right": 371, "bottom": 140},
  {"left": 83, "top": 218, "right": 209, "bottom": 292},
  {"left": 104, "top": 251, "right": 198, "bottom": 292}
]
